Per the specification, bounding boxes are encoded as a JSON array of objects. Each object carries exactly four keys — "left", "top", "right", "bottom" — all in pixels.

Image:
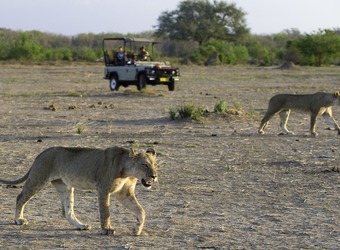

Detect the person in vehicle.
[
  {"left": 137, "top": 46, "right": 149, "bottom": 61},
  {"left": 115, "top": 47, "right": 125, "bottom": 65}
]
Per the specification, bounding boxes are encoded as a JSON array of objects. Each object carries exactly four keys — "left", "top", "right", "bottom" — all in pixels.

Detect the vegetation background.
[{"left": 1, "top": 0, "right": 340, "bottom": 67}]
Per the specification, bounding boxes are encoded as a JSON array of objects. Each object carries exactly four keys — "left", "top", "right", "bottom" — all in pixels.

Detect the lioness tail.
[{"left": 0, "top": 170, "right": 30, "bottom": 185}]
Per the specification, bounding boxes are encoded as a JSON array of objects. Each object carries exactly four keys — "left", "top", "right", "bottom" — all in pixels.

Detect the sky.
[{"left": 1, "top": 0, "right": 339, "bottom": 36}]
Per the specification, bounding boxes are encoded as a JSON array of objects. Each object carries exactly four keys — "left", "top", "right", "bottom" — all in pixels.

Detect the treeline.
[
  {"left": 0, "top": 29, "right": 161, "bottom": 62},
  {"left": 1, "top": 28, "right": 340, "bottom": 66},
  {"left": 0, "top": 28, "right": 117, "bottom": 61},
  {"left": 188, "top": 29, "right": 340, "bottom": 66}
]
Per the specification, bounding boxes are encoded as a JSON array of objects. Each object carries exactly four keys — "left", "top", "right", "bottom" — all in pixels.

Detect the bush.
[
  {"left": 169, "top": 103, "right": 205, "bottom": 121},
  {"left": 44, "top": 47, "right": 73, "bottom": 61},
  {"left": 72, "top": 47, "right": 99, "bottom": 61},
  {"left": 214, "top": 100, "right": 227, "bottom": 113},
  {"left": 189, "top": 39, "right": 250, "bottom": 65},
  {"left": 226, "top": 45, "right": 250, "bottom": 65},
  {"left": 8, "top": 33, "right": 44, "bottom": 60},
  {"left": 213, "top": 99, "right": 244, "bottom": 114},
  {"left": 293, "top": 29, "right": 340, "bottom": 66}
]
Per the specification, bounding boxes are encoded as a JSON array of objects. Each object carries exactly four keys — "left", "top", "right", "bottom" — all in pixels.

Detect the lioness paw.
[
  {"left": 78, "top": 224, "right": 91, "bottom": 230},
  {"left": 102, "top": 228, "right": 115, "bottom": 236},
  {"left": 134, "top": 227, "right": 143, "bottom": 236},
  {"left": 311, "top": 132, "right": 318, "bottom": 137},
  {"left": 15, "top": 218, "right": 28, "bottom": 226}
]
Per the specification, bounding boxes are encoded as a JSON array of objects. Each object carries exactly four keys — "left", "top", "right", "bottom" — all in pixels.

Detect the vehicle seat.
[
  {"left": 126, "top": 51, "right": 135, "bottom": 61},
  {"left": 107, "top": 49, "right": 115, "bottom": 65}
]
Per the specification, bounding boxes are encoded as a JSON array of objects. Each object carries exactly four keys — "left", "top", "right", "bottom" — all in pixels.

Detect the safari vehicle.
[{"left": 103, "top": 38, "right": 180, "bottom": 91}]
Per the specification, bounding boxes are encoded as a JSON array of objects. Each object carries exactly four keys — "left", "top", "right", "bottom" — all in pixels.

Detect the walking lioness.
[
  {"left": 258, "top": 91, "right": 340, "bottom": 136},
  {"left": 0, "top": 146, "right": 158, "bottom": 236}
]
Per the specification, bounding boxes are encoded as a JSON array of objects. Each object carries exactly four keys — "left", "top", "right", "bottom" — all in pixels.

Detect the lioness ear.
[
  {"left": 146, "top": 148, "right": 156, "bottom": 156},
  {"left": 334, "top": 91, "right": 340, "bottom": 97},
  {"left": 129, "top": 148, "right": 138, "bottom": 157}
]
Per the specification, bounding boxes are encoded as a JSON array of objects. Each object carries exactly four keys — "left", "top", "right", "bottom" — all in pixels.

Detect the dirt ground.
[{"left": 0, "top": 62, "right": 339, "bottom": 249}]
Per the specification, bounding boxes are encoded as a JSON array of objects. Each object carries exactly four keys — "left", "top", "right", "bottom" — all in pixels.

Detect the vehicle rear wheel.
[
  {"left": 137, "top": 74, "right": 146, "bottom": 91},
  {"left": 168, "top": 78, "right": 175, "bottom": 91},
  {"left": 109, "top": 76, "right": 119, "bottom": 91}
]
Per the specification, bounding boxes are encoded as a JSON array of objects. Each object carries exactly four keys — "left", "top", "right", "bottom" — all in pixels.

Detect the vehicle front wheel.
[
  {"left": 109, "top": 76, "right": 119, "bottom": 91},
  {"left": 137, "top": 74, "right": 146, "bottom": 91},
  {"left": 168, "top": 78, "right": 175, "bottom": 91}
]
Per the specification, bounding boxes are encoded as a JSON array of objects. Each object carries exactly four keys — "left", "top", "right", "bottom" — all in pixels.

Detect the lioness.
[
  {"left": 258, "top": 91, "right": 340, "bottom": 136},
  {"left": 0, "top": 146, "right": 158, "bottom": 236}
]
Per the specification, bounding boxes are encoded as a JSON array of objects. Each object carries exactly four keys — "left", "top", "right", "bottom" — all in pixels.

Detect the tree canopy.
[
  {"left": 154, "top": 0, "right": 249, "bottom": 45},
  {"left": 294, "top": 29, "right": 340, "bottom": 66}
]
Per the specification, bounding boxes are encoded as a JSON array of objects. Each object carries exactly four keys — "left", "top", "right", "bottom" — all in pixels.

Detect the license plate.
[{"left": 160, "top": 77, "right": 168, "bottom": 82}]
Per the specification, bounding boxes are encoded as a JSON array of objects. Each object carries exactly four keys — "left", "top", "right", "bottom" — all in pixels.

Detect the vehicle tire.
[
  {"left": 137, "top": 74, "right": 146, "bottom": 91},
  {"left": 168, "top": 78, "right": 175, "bottom": 91},
  {"left": 109, "top": 75, "right": 119, "bottom": 91}
]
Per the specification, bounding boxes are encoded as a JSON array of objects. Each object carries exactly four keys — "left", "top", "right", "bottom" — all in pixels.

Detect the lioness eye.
[{"left": 143, "top": 164, "right": 149, "bottom": 169}]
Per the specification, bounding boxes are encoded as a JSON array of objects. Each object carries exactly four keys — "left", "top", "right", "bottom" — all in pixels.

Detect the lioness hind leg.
[
  {"left": 115, "top": 186, "right": 145, "bottom": 236},
  {"left": 258, "top": 112, "right": 274, "bottom": 134},
  {"left": 259, "top": 100, "right": 285, "bottom": 134},
  {"left": 15, "top": 178, "right": 48, "bottom": 226},
  {"left": 52, "top": 180, "right": 90, "bottom": 230},
  {"left": 15, "top": 192, "right": 32, "bottom": 226},
  {"left": 279, "top": 109, "right": 294, "bottom": 135}
]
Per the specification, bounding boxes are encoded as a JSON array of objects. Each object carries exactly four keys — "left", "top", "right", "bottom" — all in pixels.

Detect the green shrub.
[
  {"left": 72, "top": 47, "right": 99, "bottom": 61},
  {"left": 169, "top": 103, "right": 205, "bottom": 121},
  {"left": 76, "top": 125, "right": 85, "bottom": 134},
  {"left": 44, "top": 47, "right": 73, "bottom": 61},
  {"left": 214, "top": 100, "right": 227, "bottom": 113},
  {"left": 213, "top": 99, "right": 243, "bottom": 114},
  {"left": 189, "top": 39, "right": 250, "bottom": 65},
  {"left": 169, "top": 108, "right": 179, "bottom": 120}
]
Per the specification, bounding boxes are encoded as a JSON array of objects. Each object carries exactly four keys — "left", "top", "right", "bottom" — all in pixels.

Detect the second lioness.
[
  {"left": 0, "top": 146, "right": 158, "bottom": 236},
  {"left": 258, "top": 91, "right": 340, "bottom": 136}
]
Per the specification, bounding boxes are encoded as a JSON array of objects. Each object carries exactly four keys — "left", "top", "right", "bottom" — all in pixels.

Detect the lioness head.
[{"left": 129, "top": 148, "right": 158, "bottom": 189}]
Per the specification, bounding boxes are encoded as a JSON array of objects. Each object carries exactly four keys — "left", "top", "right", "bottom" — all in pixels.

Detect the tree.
[
  {"left": 154, "top": 0, "right": 249, "bottom": 45},
  {"left": 8, "top": 32, "right": 44, "bottom": 60},
  {"left": 189, "top": 39, "right": 249, "bottom": 65},
  {"left": 294, "top": 29, "right": 340, "bottom": 66}
]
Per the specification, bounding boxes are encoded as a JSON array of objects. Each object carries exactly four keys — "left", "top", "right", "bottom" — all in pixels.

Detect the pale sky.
[{"left": 1, "top": 0, "right": 339, "bottom": 36}]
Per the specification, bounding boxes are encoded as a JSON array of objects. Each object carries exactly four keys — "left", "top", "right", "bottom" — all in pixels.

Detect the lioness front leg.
[
  {"left": 52, "top": 180, "right": 90, "bottom": 230},
  {"left": 98, "top": 192, "right": 115, "bottom": 235},
  {"left": 279, "top": 109, "right": 294, "bottom": 135},
  {"left": 115, "top": 187, "right": 145, "bottom": 236},
  {"left": 322, "top": 108, "right": 340, "bottom": 135}
]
